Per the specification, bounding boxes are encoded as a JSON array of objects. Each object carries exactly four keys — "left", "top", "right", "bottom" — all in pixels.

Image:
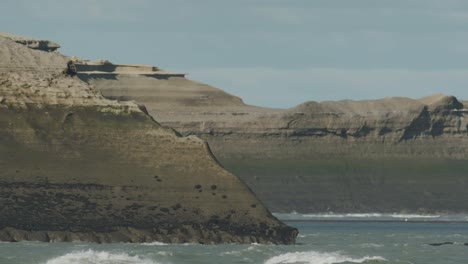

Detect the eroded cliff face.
[
  {"left": 0, "top": 36, "right": 297, "bottom": 244},
  {"left": 0, "top": 32, "right": 60, "bottom": 52},
  {"left": 83, "top": 60, "right": 468, "bottom": 214}
]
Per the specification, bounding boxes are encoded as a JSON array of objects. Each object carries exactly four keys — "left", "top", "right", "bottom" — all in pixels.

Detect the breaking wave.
[
  {"left": 140, "top": 241, "right": 168, "bottom": 246},
  {"left": 264, "top": 251, "right": 386, "bottom": 264},
  {"left": 221, "top": 244, "right": 263, "bottom": 256},
  {"left": 302, "top": 213, "right": 440, "bottom": 219},
  {"left": 273, "top": 212, "right": 468, "bottom": 222},
  {"left": 44, "top": 249, "right": 159, "bottom": 264},
  {"left": 360, "top": 243, "right": 384, "bottom": 248}
]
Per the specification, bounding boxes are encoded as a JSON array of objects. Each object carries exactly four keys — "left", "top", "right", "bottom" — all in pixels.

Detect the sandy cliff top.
[
  {"left": 0, "top": 36, "right": 138, "bottom": 109},
  {"left": 0, "top": 32, "right": 60, "bottom": 52}
]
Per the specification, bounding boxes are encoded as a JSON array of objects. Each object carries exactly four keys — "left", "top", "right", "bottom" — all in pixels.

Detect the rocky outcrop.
[
  {"left": 82, "top": 59, "right": 468, "bottom": 214},
  {"left": 0, "top": 32, "right": 60, "bottom": 52},
  {"left": 73, "top": 58, "right": 186, "bottom": 78},
  {"left": 0, "top": 35, "right": 297, "bottom": 244}
]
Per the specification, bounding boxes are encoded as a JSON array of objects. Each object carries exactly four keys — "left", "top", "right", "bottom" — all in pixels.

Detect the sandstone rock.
[
  {"left": 84, "top": 59, "right": 468, "bottom": 214},
  {"left": 0, "top": 35, "right": 297, "bottom": 244},
  {"left": 0, "top": 32, "right": 60, "bottom": 52}
]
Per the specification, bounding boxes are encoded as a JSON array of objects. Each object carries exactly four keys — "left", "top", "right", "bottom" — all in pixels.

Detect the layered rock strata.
[
  {"left": 0, "top": 35, "right": 297, "bottom": 244},
  {"left": 0, "top": 32, "right": 60, "bottom": 52},
  {"left": 83, "top": 61, "right": 468, "bottom": 214}
]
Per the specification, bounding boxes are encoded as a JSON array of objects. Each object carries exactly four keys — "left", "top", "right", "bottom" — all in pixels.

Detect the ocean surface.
[{"left": 1, "top": 214, "right": 467, "bottom": 264}]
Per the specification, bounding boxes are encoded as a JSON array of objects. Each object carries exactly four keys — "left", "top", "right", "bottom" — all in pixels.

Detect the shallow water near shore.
[{"left": 1, "top": 218, "right": 467, "bottom": 264}]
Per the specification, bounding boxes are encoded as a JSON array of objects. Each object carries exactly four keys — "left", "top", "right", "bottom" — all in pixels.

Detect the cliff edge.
[
  {"left": 82, "top": 58, "right": 468, "bottom": 214},
  {"left": 0, "top": 35, "right": 297, "bottom": 244}
]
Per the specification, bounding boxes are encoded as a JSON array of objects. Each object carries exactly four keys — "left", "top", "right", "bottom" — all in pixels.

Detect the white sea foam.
[
  {"left": 300, "top": 213, "right": 440, "bottom": 219},
  {"left": 247, "top": 244, "right": 262, "bottom": 251},
  {"left": 140, "top": 241, "right": 168, "bottom": 246},
  {"left": 298, "top": 233, "right": 321, "bottom": 238},
  {"left": 360, "top": 243, "right": 384, "bottom": 248},
  {"left": 139, "top": 240, "right": 196, "bottom": 246},
  {"left": 154, "top": 251, "right": 173, "bottom": 256},
  {"left": 304, "top": 213, "right": 383, "bottom": 218},
  {"left": 221, "top": 244, "right": 262, "bottom": 256},
  {"left": 274, "top": 212, "right": 448, "bottom": 221},
  {"left": 388, "top": 214, "right": 440, "bottom": 219},
  {"left": 264, "top": 251, "right": 386, "bottom": 264},
  {"left": 220, "top": 250, "right": 242, "bottom": 256},
  {"left": 44, "top": 249, "right": 159, "bottom": 264}
]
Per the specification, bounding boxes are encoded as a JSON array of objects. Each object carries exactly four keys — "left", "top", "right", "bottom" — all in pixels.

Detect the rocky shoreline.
[
  {"left": 0, "top": 223, "right": 296, "bottom": 244},
  {"left": 0, "top": 33, "right": 297, "bottom": 244}
]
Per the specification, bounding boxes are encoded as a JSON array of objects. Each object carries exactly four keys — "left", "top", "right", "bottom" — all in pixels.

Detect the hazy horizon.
[{"left": 2, "top": 0, "right": 468, "bottom": 108}]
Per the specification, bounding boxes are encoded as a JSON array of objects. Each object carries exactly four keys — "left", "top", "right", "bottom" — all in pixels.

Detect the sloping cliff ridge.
[
  {"left": 0, "top": 35, "right": 297, "bottom": 244},
  {"left": 82, "top": 59, "right": 468, "bottom": 214}
]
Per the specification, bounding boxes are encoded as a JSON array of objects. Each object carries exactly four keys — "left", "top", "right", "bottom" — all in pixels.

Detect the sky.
[{"left": 2, "top": 0, "right": 468, "bottom": 108}]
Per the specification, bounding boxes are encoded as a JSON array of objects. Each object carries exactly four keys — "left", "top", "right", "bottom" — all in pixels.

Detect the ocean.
[{"left": 1, "top": 214, "right": 467, "bottom": 264}]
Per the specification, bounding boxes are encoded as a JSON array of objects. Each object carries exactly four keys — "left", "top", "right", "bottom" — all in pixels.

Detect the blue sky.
[{"left": 2, "top": 0, "right": 468, "bottom": 108}]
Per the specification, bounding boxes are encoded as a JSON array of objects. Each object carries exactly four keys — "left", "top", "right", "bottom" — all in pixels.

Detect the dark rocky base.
[
  {"left": 0, "top": 35, "right": 298, "bottom": 246},
  {"left": 0, "top": 225, "right": 297, "bottom": 244}
]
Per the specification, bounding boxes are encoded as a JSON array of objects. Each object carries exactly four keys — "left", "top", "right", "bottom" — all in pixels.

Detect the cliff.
[
  {"left": 83, "top": 60, "right": 468, "bottom": 214},
  {"left": 0, "top": 32, "right": 60, "bottom": 52},
  {"left": 0, "top": 35, "right": 297, "bottom": 244}
]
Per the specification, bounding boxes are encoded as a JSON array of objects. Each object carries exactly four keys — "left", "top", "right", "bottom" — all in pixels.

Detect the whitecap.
[
  {"left": 298, "top": 233, "right": 321, "bottom": 238},
  {"left": 264, "top": 251, "right": 386, "bottom": 264},
  {"left": 221, "top": 244, "right": 261, "bottom": 256},
  {"left": 220, "top": 250, "right": 242, "bottom": 256},
  {"left": 247, "top": 244, "right": 262, "bottom": 251},
  {"left": 274, "top": 212, "right": 444, "bottom": 221},
  {"left": 140, "top": 241, "right": 168, "bottom": 246},
  {"left": 389, "top": 214, "right": 440, "bottom": 219},
  {"left": 154, "top": 251, "right": 173, "bottom": 256},
  {"left": 44, "top": 249, "right": 159, "bottom": 264},
  {"left": 360, "top": 243, "right": 384, "bottom": 248}
]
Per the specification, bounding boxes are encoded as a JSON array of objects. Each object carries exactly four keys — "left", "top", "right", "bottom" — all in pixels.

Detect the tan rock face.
[
  {"left": 0, "top": 36, "right": 297, "bottom": 244},
  {"left": 85, "top": 63, "right": 468, "bottom": 214},
  {"left": 0, "top": 32, "right": 60, "bottom": 52}
]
